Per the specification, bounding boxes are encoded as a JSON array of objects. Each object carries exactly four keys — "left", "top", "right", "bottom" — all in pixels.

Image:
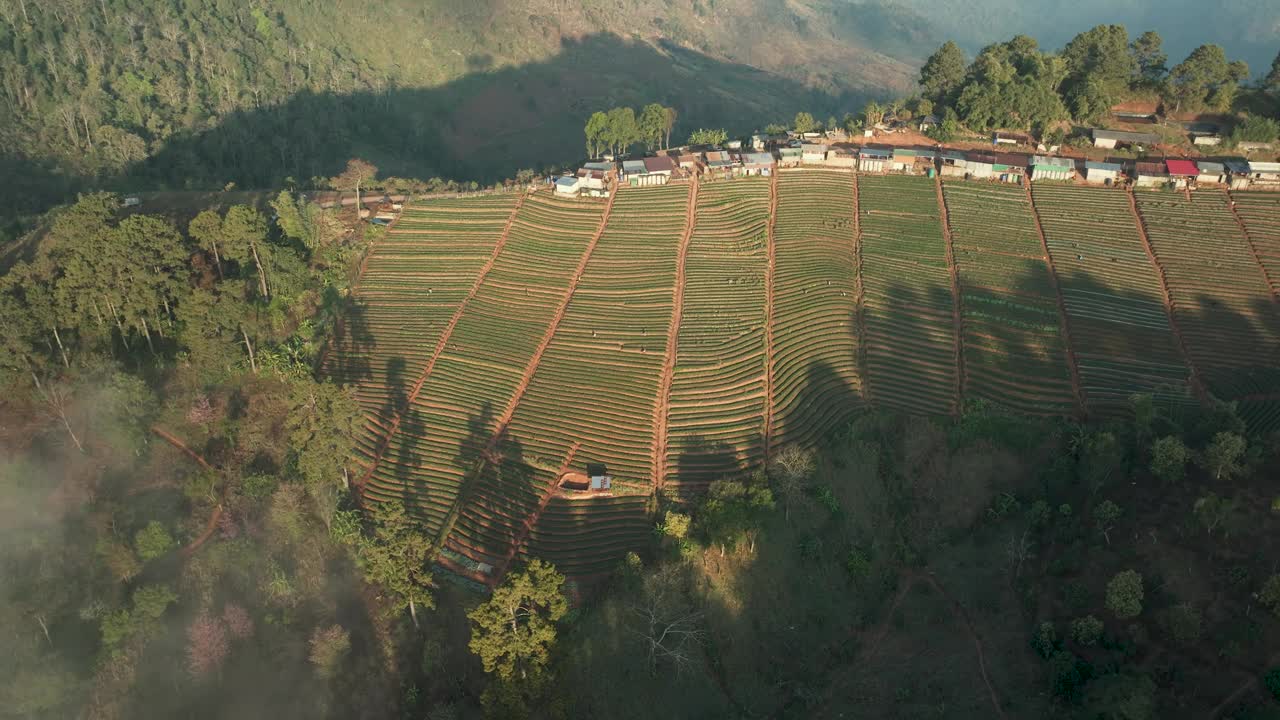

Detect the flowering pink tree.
[
  {"left": 222, "top": 603, "right": 254, "bottom": 640},
  {"left": 186, "top": 613, "right": 230, "bottom": 677}
]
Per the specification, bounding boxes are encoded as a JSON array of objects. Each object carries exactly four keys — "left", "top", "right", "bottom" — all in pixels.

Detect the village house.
[
  {"left": 1092, "top": 129, "right": 1160, "bottom": 150},
  {"left": 740, "top": 151, "right": 776, "bottom": 176},
  {"left": 825, "top": 146, "right": 857, "bottom": 168},
  {"left": 1247, "top": 161, "right": 1280, "bottom": 187},
  {"left": 586, "top": 463, "right": 612, "bottom": 493},
  {"left": 575, "top": 168, "right": 608, "bottom": 196},
  {"left": 676, "top": 153, "right": 703, "bottom": 175},
  {"left": 992, "top": 153, "right": 1029, "bottom": 183},
  {"left": 890, "top": 148, "right": 921, "bottom": 174},
  {"left": 751, "top": 133, "right": 789, "bottom": 151},
  {"left": 704, "top": 151, "right": 738, "bottom": 177},
  {"left": 857, "top": 147, "right": 891, "bottom": 173},
  {"left": 583, "top": 160, "right": 615, "bottom": 174},
  {"left": 1164, "top": 159, "right": 1199, "bottom": 188},
  {"left": 1133, "top": 161, "right": 1169, "bottom": 187},
  {"left": 801, "top": 143, "right": 828, "bottom": 164},
  {"left": 554, "top": 175, "right": 582, "bottom": 196},
  {"left": 961, "top": 152, "right": 997, "bottom": 179},
  {"left": 1195, "top": 161, "right": 1226, "bottom": 185},
  {"left": 938, "top": 151, "right": 971, "bottom": 178},
  {"left": 1083, "top": 161, "right": 1122, "bottom": 185},
  {"left": 777, "top": 146, "right": 803, "bottom": 167},
  {"left": 1224, "top": 160, "right": 1252, "bottom": 190},
  {"left": 1030, "top": 155, "right": 1075, "bottom": 182}
]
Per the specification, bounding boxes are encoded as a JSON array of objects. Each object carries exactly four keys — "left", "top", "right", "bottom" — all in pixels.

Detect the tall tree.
[
  {"left": 662, "top": 106, "right": 678, "bottom": 149},
  {"left": 285, "top": 379, "right": 361, "bottom": 524},
  {"left": 331, "top": 158, "right": 378, "bottom": 219},
  {"left": 919, "top": 41, "right": 967, "bottom": 104},
  {"left": 639, "top": 103, "right": 667, "bottom": 151},
  {"left": 1266, "top": 49, "right": 1280, "bottom": 93},
  {"left": 1130, "top": 31, "right": 1169, "bottom": 86},
  {"left": 605, "top": 106, "right": 639, "bottom": 155},
  {"left": 1167, "top": 45, "right": 1248, "bottom": 112},
  {"left": 468, "top": 559, "right": 567, "bottom": 680},
  {"left": 793, "top": 111, "right": 817, "bottom": 134},
  {"left": 1061, "top": 25, "right": 1135, "bottom": 119},
  {"left": 584, "top": 111, "right": 608, "bottom": 158},
  {"left": 357, "top": 501, "right": 434, "bottom": 629},
  {"left": 189, "top": 210, "right": 225, "bottom": 280},
  {"left": 219, "top": 206, "right": 272, "bottom": 300}
]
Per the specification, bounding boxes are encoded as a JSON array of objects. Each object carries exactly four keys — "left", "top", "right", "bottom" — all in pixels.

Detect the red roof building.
[
  {"left": 1165, "top": 159, "right": 1198, "bottom": 177},
  {"left": 642, "top": 156, "right": 677, "bottom": 174}
]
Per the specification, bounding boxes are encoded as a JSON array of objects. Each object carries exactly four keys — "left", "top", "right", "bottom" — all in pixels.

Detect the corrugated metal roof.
[
  {"left": 993, "top": 153, "right": 1029, "bottom": 168},
  {"left": 643, "top": 156, "right": 677, "bottom": 173},
  {"left": 583, "top": 161, "right": 614, "bottom": 171},
  {"left": 622, "top": 160, "right": 647, "bottom": 173},
  {"left": 1250, "top": 161, "right": 1280, "bottom": 173},
  {"left": 741, "top": 152, "right": 775, "bottom": 165},
  {"left": 1085, "top": 161, "right": 1122, "bottom": 171},
  {"left": 779, "top": 147, "right": 802, "bottom": 156},
  {"left": 859, "top": 148, "right": 892, "bottom": 158},
  {"left": 1135, "top": 162, "right": 1168, "bottom": 176},
  {"left": 1223, "top": 160, "right": 1251, "bottom": 173},
  {"left": 1196, "top": 162, "right": 1225, "bottom": 173},
  {"left": 1033, "top": 155, "right": 1073, "bottom": 168},
  {"left": 555, "top": 176, "right": 579, "bottom": 187},
  {"left": 1165, "top": 159, "right": 1198, "bottom": 176},
  {"left": 1093, "top": 128, "right": 1160, "bottom": 144},
  {"left": 801, "top": 143, "right": 826, "bottom": 154}
]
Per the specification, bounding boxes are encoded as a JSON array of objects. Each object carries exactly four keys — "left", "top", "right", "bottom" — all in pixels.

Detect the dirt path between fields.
[
  {"left": 652, "top": 178, "right": 698, "bottom": 491},
  {"left": 1223, "top": 187, "right": 1278, "bottom": 301},
  {"left": 489, "top": 443, "right": 581, "bottom": 585},
  {"left": 354, "top": 194, "right": 526, "bottom": 490},
  {"left": 1025, "top": 182, "right": 1088, "bottom": 418},
  {"left": 762, "top": 171, "right": 779, "bottom": 460},
  {"left": 934, "top": 176, "right": 967, "bottom": 415},
  {"left": 1126, "top": 186, "right": 1210, "bottom": 406},
  {"left": 852, "top": 170, "right": 871, "bottom": 405}
]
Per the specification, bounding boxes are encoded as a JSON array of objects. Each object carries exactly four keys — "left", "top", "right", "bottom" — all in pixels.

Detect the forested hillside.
[{"left": 0, "top": 0, "right": 925, "bottom": 233}]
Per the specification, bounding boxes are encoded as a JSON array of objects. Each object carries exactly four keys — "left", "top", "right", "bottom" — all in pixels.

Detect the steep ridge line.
[
  {"left": 852, "top": 170, "right": 870, "bottom": 405},
  {"left": 763, "top": 171, "right": 779, "bottom": 460},
  {"left": 1126, "top": 186, "right": 1210, "bottom": 406},
  {"left": 1223, "top": 188, "right": 1279, "bottom": 301},
  {"left": 490, "top": 442, "right": 581, "bottom": 586},
  {"left": 653, "top": 178, "right": 698, "bottom": 492},
  {"left": 487, "top": 189, "right": 619, "bottom": 451},
  {"left": 354, "top": 192, "right": 527, "bottom": 491},
  {"left": 426, "top": 190, "right": 615, "bottom": 558},
  {"left": 934, "top": 175, "right": 966, "bottom": 415},
  {"left": 1025, "top": 182, "right": 1088, "bottom": 418}
]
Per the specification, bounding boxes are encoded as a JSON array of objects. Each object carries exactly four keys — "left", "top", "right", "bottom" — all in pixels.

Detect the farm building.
[
  {"left": 1083, "top": 161, "right": 1122, "bottom": 185},
  {"left": 801, "top": 144, "right": 827, "bottom": 164},
  {"left": 740, "top": 152, "right": 775, "bottom": 176},
  {"left": 1092, "top": 128, "right": 1159, "bottom": 149},
  {"left": 777, "top": 147, "right": 802, "bottom": 167},
  {"left": 1248, "top": 161, "right": 1280, "bottom": 186},
  {"left": 890, "top": 148, "right": 923, "bottom": 173},
  {"left": 554, "top": 176, "right": 582, "bottom": 196},
  {"left": 938, "top": 151, "right": 971, "bottom": 178},
  {"left": 751, "top": 133, "right": 788, "bottom": 150},
  {"left": 576, "top": 168, "right": 608, "bottom": 195},
  {"left": 994, "top": 131, "right": 1031, "bottom": 146},
  {"left": 918, "top": 114, "right": 940, "bottom": 132},
  {"left": 1133, "top": 161, "right": 1169, "bottom": 187},
  {"left": 725, "top": 139, "right": 743, "bottom": 150},
  {"left": 583, "top": 161, "right": 615, "bottom": 173},
  {"left": 704, "top": 151, "right": 738, "bottom": 177},
  {"left": 1195, "top": 162, "right": 1226, "bottom": 184},
  {"left": 1164, "top": 159, "right": 1198, "bottom": 188},
  {"left": 858, "top": 147, "right": 891, "bottom": 173},
  {"left": 1030, "top": 155, "right": 1074, "bottom": 182},
  {"left": 586, "top": 463, "right": 612, "bottom": 493},
  {"left": 826, "top": 128, "right": 848, "bottom": 142},
  {"left": 963, "top": 153, "right": 998, "bottom": 179},
  {"left": 643, "top": 156, "right": 677, "bottom": 176},
  {"left": 992, "top": 153, "right": 1028, "bottom": 183},
  {"left": 676, "top": 153, "right": 702, "bottom": 173},
  {"left": 825, "top": 147, "right": 857, "bottom": 168},
  {"left": 1224, "top": 160, "right": 1252, "bottom": 189},
  {"left": 1191, "top": 133, "right": 1222, "bottom": 147}
]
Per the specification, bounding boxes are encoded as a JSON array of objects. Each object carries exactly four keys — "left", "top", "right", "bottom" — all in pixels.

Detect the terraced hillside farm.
[
  {"left": 857, "top": 174, "right": 958, "bottom": 416},
  {"left": 942, "top": 181, "right": 1078, "bottom": 415},
  {"left": 1030, "top": 184, "right": 1194, "bottom": 414},
  {"left": 331, "top": 176, "right": 1280, "bottom": 585}
]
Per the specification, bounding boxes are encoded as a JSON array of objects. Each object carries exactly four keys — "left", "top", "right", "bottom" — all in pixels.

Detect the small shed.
[
  {"left": 1238, "top": 142, "right": 1275, "bottom": 153},
  {"left": 938, "top": 151, "right": 968, "bottom": 178},
  {"left": 740, "top": 152, "right": 776, "bottom": 176},
  {"left": 918, "top": 114, "right": 940, "bottom": 132},
  {"left": 1083, "top": 161, "right": 1122, "bottom": 185},
  {"left": 1133, "top": 161, "right": 1169, "bottom": 187},
  {"left": 858, "top": 147, "right": 891, "bottom": 173},
  {"left": 1164, "top": 159, "right": 1199, "bottom": 187},
  {"left": 704, "top": 151, "right": 737, "bottom": 176},
  {"left": 1195, "top": 161, "right": 1226, "bottom": 185},
  {"left": 576, "top": 168, "right": 607, "bottom": 192},
  {"left": 1030, "top": 155, "right": 1074, "bottom": 182},
  {"left": 778, "top": 147, "right": 803, "bottom": 167},
  {"left": 1092, "top": 129, "right": 1159, "bottom": 149},
  {"left": 583, "top": 161, "right": 616, "bottom": 173},
  {"left": 585, "top": 463, "right": 612, "bottom": 492},
  {"left": 993, "top": 131, "right": 1030, "bottom": 146},
  {"left": 890, "top": 148, "right": 917, "bottom": 173},
  {"left": 677, "top": 153, "right": 703, "bottom": 173},
  {"left": 1191, "top": 134, "right": 1222, "bottom": 147},
  {"left": 554, "top": 176, "right": 582, "bottom": 196},
  {"left": 992, "top": 153, "right": 1028, "bottom": 183},
  {"left": 801, "top": 144, "right": 827, "bottom": 164},
  {"left": 1224, "top": 160, "right": 1252, "bottom": 190},
  {"left": 725, "top": 139, "right": 743, "bottom": 150},
  {"left": 826, "top": 147, "right": 857, "bottom": 168}
]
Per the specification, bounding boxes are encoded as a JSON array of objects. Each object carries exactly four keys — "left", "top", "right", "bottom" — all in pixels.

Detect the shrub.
[
  {"left": 1071, "top": 615, "right": 1104, "bottom": 646},
  {"left": 1260, "top": 574, "right": 1280, "bottom": 616},
  {"left": 1106, "top": 571, "right": 1144, "bottom": 619},
  {"left": 1264, "top": 667, "right": 1280, "bottom": 701},
  {"left": 1161, "top": 603, "right": 1202, "bottom": 645},
  {"left": 1031, "top": 621, "right": 1058, "bottom": 658},
  {"left": 134, "top": 521, "right": 175, "bottom": 561},
  {"left": 309, "top": 624, "right": 351, "bottom": 680}
]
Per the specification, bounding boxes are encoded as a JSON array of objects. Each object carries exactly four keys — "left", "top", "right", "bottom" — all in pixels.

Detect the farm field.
[
  {"left": 331, "top": 176, "right": 1280, "bottom": 584},
  {"left": 857, "top": 174, "right": 958, "bottom": 416},
  {"left": 1030, "top": 184, "right": 1194, "bottom": 414},
  {"left": 942, "top": 181, "right": 1077, "bottom": 415},
  {"left": 1229, "top": 190, "right": 1280, "bottom": 297}
]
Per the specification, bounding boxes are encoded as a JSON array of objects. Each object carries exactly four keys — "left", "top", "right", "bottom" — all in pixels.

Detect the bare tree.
[
  {"left": 629, "top": 565, "right": 705, "bottom": 678},
  {"left": 770, "top": 444, "right": 816, "bottom": 520},
  {"left": 37, "top": 380, "right": 83, "bottom": 452}
]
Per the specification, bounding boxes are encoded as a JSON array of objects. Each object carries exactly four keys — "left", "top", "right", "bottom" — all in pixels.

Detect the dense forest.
[{"left": 3, "top": 5, "right": 1280, "bottom": 718}]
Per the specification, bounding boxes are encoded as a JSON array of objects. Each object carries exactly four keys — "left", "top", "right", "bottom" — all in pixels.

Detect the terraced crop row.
[
  {"left": 1134, "top": 190, "right": 1280, "bottom": 400},
  {"left": 517, "top": 492, "right": 653, "bottom": 577},
  {"left": 325, "top": 196, "right": 517, "bottom": 429},
  {"left": 665, "top": 177, "right": 771, "bottom": 498},
  {"left": 449, "top": 184, "right": 687, "bottom": 565},
  {"left": 360, "top": 192, "right": 606, "bottom": 535},
  {"left": 943, "top": 181, "right": 1076, "bottom": 415},
  {"left": 1229, "top": 191, "right": 1280, "bottom": 298},
  {"left": 771, "top": 169, "right": 863, "bottom": 447},
  {"left": 858, "top": 174, "right": 958, "bottom": 415},
  {"left": 1031, "top": 184, "right": 1193, "bottom": 413}
]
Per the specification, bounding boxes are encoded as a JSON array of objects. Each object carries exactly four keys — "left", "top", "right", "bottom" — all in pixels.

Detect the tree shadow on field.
[
  {"left": 319, "top": 294, "right": 374, "bottom": 387},
  {"left": 449, "top": 419, "right": 539, "bottom": 568},
  {"left": 670, "top": 434, "right": 743, "bottom": 501}
]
